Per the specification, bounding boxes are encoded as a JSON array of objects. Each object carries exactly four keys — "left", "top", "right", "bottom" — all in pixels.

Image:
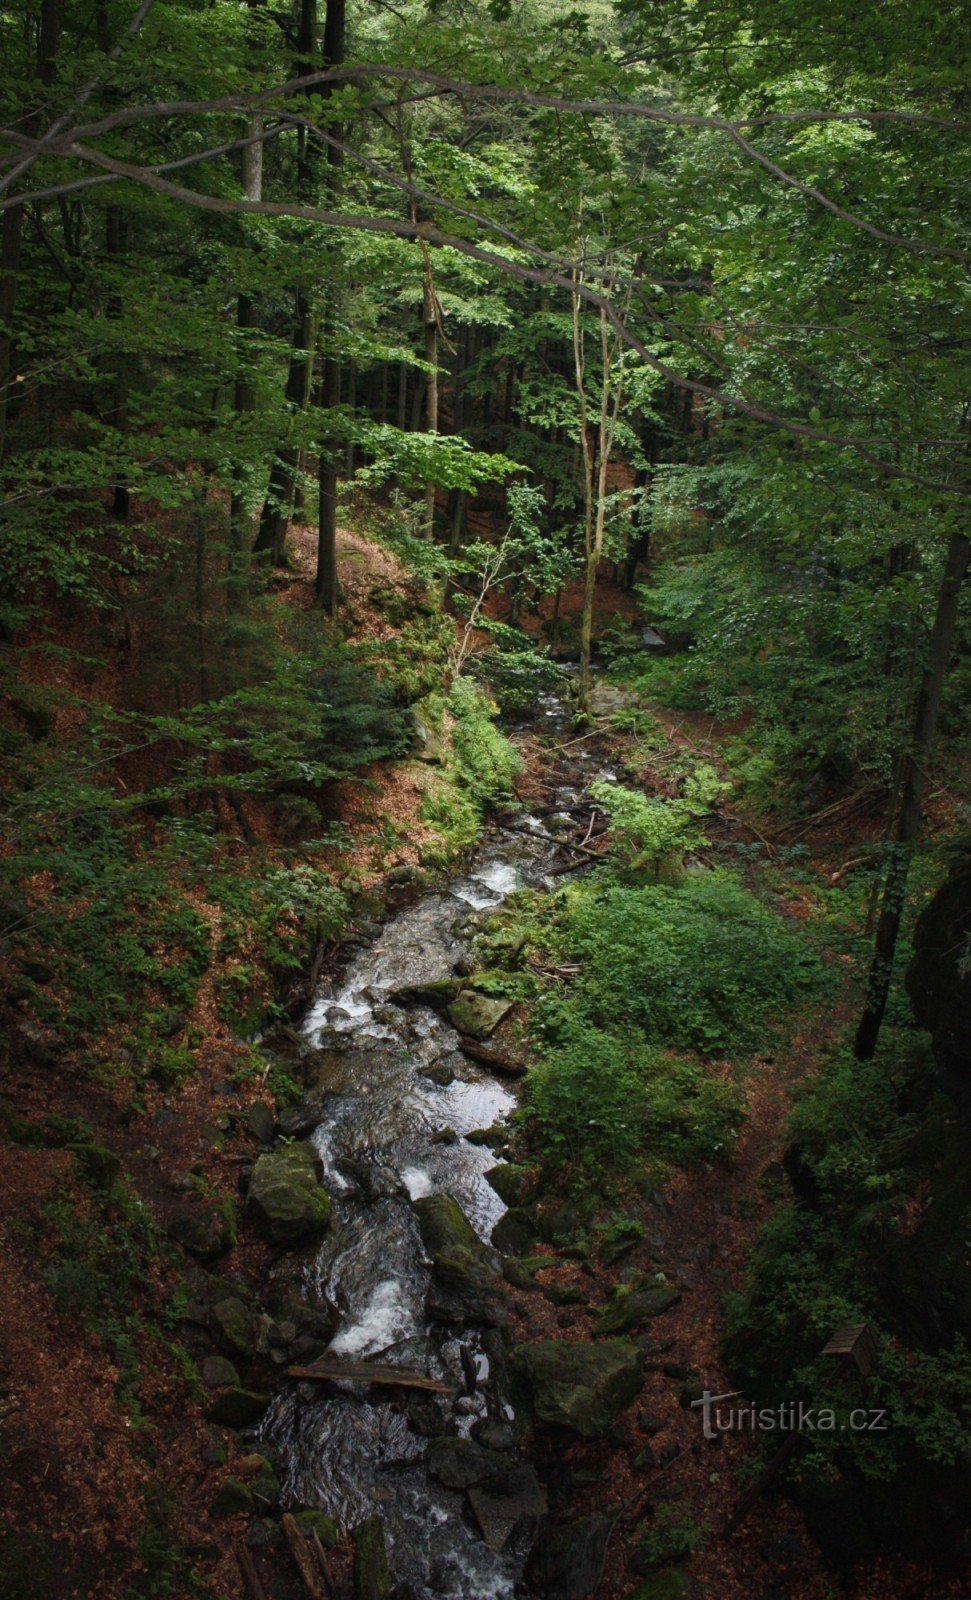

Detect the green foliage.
[
  {"left": 634, "top": 1504, "right": 705, "bottom": 1570},
  {"left": 541, "top": 875, "right": 826, "bottom": 1057},
  {"left": 526, "top": 1023, "right": 743, "bottom": 1174},
  {"left": 590, "top": 767, "right": 727, "bottom": 875},
  {"left": 447, "top": 678, "right": 521, "bottom": 807},
  {"left": 39, "top": 1176, "right": 166, "bottom": 1415},
  {"left": 725, "top": 1029, "right": 971, "bottom": 1492}
]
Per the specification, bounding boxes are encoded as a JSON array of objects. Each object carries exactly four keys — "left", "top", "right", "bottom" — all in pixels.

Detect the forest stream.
[{"left": 260, "top": 687, "right": 615, "bottom": 1598}]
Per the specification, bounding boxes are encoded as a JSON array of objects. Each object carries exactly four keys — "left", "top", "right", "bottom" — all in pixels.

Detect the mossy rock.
[
  {"left": 247, "top": 1142, "right": 331, "bottom": 1245},
  {"left": 207, "top": 1387, "right": 270, "bottom": 1428},
  {"left": 169, "top": 1198, "right": 238, "bottom": 1261},
  {"left": 211, "top": 1478, "right": 254, "bottom": 1516},
  {"left": 525, "top": 1514, "right": 613, "bottom": 1598},
  {"left": 596, "top": 1278, "right": 682, "bottom": 1337},
  {"left": 512, "top": 1339, "right": 644, "bottom": 1439},
  {"left": 414, "top": 1192, "right": 505, "bottom": 1325},
  {"left": 353, "top": 1514, "right": 392, "bottom": 1600},
  {"left": 485, "top": 1163, "right": 541, "bottom": 1207},
  {"left": 491, "top": 1205, "right": 540, "bottom": 1256},
  {"left": 447, "top": 991, "right": 514, "bottom": 1039},
  {"left": 389, "top": 978, "right": 461, "bottom": 1009},
  {"left": 210, "top": 1296, "right": 254, "bottom": 1358},
  {"left": 199, "top": 1355, "right": 239, "bottom": 1388},
  {"left": 292, "top": 1509, "right": 339, "bottom": 1547}
]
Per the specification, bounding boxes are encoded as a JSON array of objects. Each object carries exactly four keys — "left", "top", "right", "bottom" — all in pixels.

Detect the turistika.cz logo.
[{"left": 691, "top": 1389, "right": 889, "bottom": 1441}]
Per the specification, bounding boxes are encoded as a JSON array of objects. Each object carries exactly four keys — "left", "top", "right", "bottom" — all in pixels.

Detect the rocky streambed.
[{"left": 193, "top": 692, "right": 655, "bottom": 1599}]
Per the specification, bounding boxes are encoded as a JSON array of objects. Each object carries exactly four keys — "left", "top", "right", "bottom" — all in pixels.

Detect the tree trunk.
[
  {"left": 853, "top": 530, "right": 971, "bottom": 1060},
  {"left": 314, "top": 0, "right": 346, "bottom": 615},
  {"left": 254, "top": 0, "right": 317, "bottom": 566},
  {"left": 422, "top": 274, "right": 439, "bottom": 538},
  {"left": 0, "top": 0, "right": 60, "bottom": 465}
]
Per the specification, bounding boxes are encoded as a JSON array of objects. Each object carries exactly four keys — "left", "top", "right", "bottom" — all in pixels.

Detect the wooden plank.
[{"left": 286, "top": 1358, "right": 455, "bottom": 1394}]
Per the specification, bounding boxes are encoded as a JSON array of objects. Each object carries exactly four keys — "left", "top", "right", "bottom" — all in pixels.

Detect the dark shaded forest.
[{"left": 0, "top": 1, "right": 968, "bottom": 1597}]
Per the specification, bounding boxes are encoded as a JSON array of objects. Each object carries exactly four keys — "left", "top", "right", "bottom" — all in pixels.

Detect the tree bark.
[
  {"left": 0, "top": 0, "right": 60, "bottom": 464},
  {"left": 854, "top": 530, "right": 971, "bottom": 1060},
  {"left": 421, "top": 272, "right": 439, "bottom": 538},
  {"left": 314, "top": 0, "right": 346, "bottom": 615},
  {"left": 254, "top": 0, "right": 318, "bottom": 566}
]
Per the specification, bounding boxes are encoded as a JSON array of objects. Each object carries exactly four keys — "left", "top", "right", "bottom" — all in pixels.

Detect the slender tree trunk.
[
  {"left": 854, "top": 530, "right": 971, "bottom": 1060},
  {"left": 254, "top": 0, "right": 317, "bottom": 566},
  {"left": 0, "top": 0, "right": 60, "bottom": 465},
  {"left": 422, "top": 276, "right": 439, "bottom": 539},
  {"left": 314, "top": 0, "right": 346, "bottom": 615}
]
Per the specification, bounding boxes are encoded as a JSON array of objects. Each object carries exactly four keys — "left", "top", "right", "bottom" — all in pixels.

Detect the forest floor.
[{"left": 0, "top": 519, "right": 961, "bottom": 1600}]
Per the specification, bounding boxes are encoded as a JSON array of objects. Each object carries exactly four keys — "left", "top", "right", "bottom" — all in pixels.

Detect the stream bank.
[{"left": 220, "top": 686, "right": 633, "bottom": 1598}]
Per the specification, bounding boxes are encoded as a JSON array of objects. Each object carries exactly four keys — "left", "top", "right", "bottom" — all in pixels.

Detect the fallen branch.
[{"left": 236, "top": 1547, "right": 268, "bottom": 1600}]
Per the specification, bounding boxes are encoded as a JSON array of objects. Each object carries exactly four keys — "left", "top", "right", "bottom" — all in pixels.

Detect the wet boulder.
[
  {"left": 491, "top": 1206, "right": 540, "bottom": 1257},
  {"left": 246, "top": 1143, "right": 331, "bottom": 1246},
  {"left": 389, "top": 978, "right": 462, "bottom": 1009},
  {"left": 447, "top": 991, "right": 514, "bottom": 1039},
  {"left": 413, "top": 1193, "right": 507, "bottom": 1326},
  {"left": 512, "top": 1339, "right": 644, "bottom": 1438},
  {"left": 526, "top": 1515, "right": 613, "bottom": 1598}
]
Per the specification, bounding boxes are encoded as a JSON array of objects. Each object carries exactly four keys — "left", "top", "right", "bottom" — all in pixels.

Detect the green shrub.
[
  {"left": 542, "top": 874, "right": 826, "bottom": 1057},
  {"left": 526, "top": 1022, "right": 743, "bottom": 1173},
  {"left": 448, "top": 678, "right": 521, "bottom": 805}
]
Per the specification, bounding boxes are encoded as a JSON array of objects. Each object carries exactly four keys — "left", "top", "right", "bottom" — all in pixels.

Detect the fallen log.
[
  {"left": 236, "top": 1547, "right": 268, "bottom": 1600},
  {"left": 457, "top": 1036, "right": 527, "bottom": 1076},
  {"left": 281, "top": 1513, "right": 329, "bottom": 1600},
  {"left": 287, "top": 1357, "right": 455, "bottom": 1394}
]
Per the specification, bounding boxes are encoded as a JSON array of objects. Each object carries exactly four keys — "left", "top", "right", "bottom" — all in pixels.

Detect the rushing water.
[{"left": 260, "top": 693, "right": 616, "bottom": 1597}]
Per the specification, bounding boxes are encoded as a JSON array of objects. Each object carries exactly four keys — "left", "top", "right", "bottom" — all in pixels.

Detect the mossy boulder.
[
  {"left": 211, "top": 1478, "right": 254, "bottom": 1516},
  {"left": 292, "top": 1509, "right": 338, "bottom": 1547},
  {"left": 491, "top": 1205, "right": 540, "bottom": 1256},
  {"left": 247, "top": 1142, "right": 331, "bottom": 1245},
  {"left": 447, "top": 991, "right": 514, "bottom": 1039},
  {"left": 414, "top": 1192, "right": 506, "bottom": 1325},
  {"left": 596, "top": 1277, "right": 682, "bottom": 1336},
  {"left": 512, "top": 1339, "right": 644, "bottom": 1438},
  {"left": 207, "top": 1386, "right": 270, "bottom": 1428},
  {"left": 210, "top": 1296, "right": 254, "bottom": 1358},
  {"left": 485, "top": 1163, "right": 541, "bottom": 1207},
  {"left": 169, "top": 1199, "right": 238, "bottom": 1261},
  {"left": 424, "top": 1436, "right": 508, "bottom": 1490},
  {"left": 353, "top": 1514, "right": 391, "bottom": 1600},
  {"left": 389, "top": 978, "right": 461, "bottom": 1009},
  {"left": 525, "top": 1515, "right": 613, "bottom": 1598}
]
